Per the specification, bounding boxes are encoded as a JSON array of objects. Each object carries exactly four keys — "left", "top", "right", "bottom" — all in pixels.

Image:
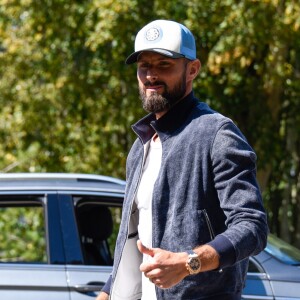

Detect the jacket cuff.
[
  {"left": 207, "top": 235, "right": 236, "bottom": 269},
  {"left": 101, "top": 275, "right": 112, "bottom": 295}
]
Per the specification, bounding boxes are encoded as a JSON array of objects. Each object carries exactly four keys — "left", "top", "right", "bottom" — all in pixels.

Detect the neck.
[{"left": 154, "top": 89, "right": 192, "bottom": 119}]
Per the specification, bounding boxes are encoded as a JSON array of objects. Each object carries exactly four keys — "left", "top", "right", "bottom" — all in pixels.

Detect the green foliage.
[
  {"left": 108, "top": 206, "right": 122, "bottom": 256},
  {"left": 0, "top": 0, "right": 142, "bottom": 177},
  {"left": 0, "top": 206, "right": 46, "bottom": 262},
  {"left": 0, "top": 0, "right": 300, "bottom": 246}
]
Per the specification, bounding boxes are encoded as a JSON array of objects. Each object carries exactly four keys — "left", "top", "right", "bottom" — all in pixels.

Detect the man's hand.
[
  {"left": 137, "top": 240, "right": 189, "bottom": 289},
  {"left": 96, "top": 292, "right": 109, "bottom": 300}
]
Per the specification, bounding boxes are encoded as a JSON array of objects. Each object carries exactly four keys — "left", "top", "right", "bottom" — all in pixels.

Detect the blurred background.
[{"left": 0, "top": 0, "right": 299, "bottom": 246}]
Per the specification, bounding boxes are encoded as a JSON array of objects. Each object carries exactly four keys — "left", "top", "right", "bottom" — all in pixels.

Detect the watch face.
[
  {"left": 186, "top": 252, "right": 201, "bottom": 275},
  {"left": 190, "top": 257, "right": 200, "bottom": 270}
]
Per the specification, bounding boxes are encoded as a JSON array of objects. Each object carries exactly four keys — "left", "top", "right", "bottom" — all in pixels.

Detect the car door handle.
[{"left": 74, "top": 281, "right": 105, "bottom": 293}]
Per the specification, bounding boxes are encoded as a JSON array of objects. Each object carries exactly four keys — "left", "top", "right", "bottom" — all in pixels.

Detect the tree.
[{"left": 0, "top": 0, "right": 142, "bottom": 177}]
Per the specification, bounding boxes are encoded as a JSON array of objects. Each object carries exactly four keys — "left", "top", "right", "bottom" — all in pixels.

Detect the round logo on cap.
[{"left": 145, "top": 27, "right": 160, "bottom": 41}]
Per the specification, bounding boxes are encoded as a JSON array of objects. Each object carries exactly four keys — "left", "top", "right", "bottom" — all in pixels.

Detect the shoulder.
[
  {"left": 193, "top": 102, "right": 232, "bottom": 125},
  {"left": 187, "top": 102, "right": 253, "bottom": 153},
  {"left": 187, "top": 102, "right": 235, "bottom": 137}
]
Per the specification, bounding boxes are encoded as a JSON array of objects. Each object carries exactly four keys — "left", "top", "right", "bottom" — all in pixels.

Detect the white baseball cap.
[{"left": 125, "top": 20, "right": 197, "bottom": 64}]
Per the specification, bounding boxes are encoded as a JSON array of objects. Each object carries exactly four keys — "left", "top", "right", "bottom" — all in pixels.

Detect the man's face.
[{"left": 137, "top": 52, "right": 189, "bottom": 115}]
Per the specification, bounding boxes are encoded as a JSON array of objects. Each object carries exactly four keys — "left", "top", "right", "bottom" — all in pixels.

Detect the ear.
[{"left": 187, "top": 59, "right": 201, "bottom": 81}]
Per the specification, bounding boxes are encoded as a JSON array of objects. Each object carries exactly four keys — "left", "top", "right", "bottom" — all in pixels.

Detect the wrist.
[
  {"left": 191, "top": 245, "right": 220, "bottom": 272},
  {"left": 178, "top": 252, "right": 190, "bottom": 278}
]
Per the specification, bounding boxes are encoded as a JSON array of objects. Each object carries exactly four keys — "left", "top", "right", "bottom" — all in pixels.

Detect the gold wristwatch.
[{"left": 186, "top": 250, "right": 201, "bottom": 275}]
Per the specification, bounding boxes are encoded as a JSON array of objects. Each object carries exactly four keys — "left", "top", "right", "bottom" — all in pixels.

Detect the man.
[{"left": 97, "top": 19, "right": 268, "bottom": 300}]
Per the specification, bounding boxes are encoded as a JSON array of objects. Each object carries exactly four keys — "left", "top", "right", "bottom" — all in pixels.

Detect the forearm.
[{"left": 192, "top": 244, "right": 220, "bottom": 272}]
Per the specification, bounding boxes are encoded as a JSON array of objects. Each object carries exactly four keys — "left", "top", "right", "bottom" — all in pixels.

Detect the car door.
[
  {"left": 59, "top": 193, "right": 123, "bottom": 300},
  {"left": 242, "top": 256, "right": 274, "bottom": 300},
  {"left": 0, "top": 194, "right": 70, "bottom": 300}
]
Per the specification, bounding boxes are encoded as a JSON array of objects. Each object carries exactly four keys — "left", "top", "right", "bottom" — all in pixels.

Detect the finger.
[
  {"left": 149, "top": 277, "right": 167, "bottom": 289},
  {"left": 144, "top": 267, "right": 162, "bottom": 278},
  {"left": 149, "top": 277, "right": 161, "bottom": 284},
  {"left": 137, "top": 240, "right": 155, "bottom": 257}
]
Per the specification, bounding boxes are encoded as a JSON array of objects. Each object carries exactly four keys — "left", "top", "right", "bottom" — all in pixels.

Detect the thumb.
[{"left": 137, "top": 240, "right": 155, "bottom": 257}]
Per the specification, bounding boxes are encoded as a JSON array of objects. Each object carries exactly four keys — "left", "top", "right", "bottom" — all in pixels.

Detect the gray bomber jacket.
[{"left": 103, "top": 92, "right": 268, "bottom": 299}]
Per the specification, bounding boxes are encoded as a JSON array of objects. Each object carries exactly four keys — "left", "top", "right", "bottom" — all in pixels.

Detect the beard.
[{"left": 139, "top": 73, "right": 187, "bottom": 114}]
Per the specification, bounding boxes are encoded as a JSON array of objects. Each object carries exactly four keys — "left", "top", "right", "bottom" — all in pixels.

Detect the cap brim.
[{"left": 125, "top": 48, "right": 185, "bottom": 64}]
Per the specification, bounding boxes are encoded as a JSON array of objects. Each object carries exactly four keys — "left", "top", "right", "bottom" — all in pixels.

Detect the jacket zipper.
[{"left": 203, "top": 209, "right": 216, "bottom": 240}]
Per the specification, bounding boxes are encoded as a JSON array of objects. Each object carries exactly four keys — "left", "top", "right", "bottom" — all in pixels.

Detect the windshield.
[{"left": 265, "top": 234, "right": 300, "bottom": 265}]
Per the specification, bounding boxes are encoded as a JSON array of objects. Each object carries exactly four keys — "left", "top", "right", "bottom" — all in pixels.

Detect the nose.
[{"left": 146, "top": 68, "right": 158, "bottom": 82}]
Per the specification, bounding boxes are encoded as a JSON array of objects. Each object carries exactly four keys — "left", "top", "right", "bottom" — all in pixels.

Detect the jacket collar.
[{"left": 132, "top": 91, "right": 199, "bottom": 144}]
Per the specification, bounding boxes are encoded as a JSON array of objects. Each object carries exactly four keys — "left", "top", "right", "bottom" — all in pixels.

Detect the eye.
[
  {"left": 158, "top": 61, "right": 171, "bottom": 67},
  {"left": 137, "top": 62, "right": 150, "bottom": 69}
]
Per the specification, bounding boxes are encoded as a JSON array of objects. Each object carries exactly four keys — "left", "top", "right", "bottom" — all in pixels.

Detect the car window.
[
  {"left": 75, "top": 197, "right": 122, "bottom": 266},
  {"left": 266, "top": 233, "right": 300, "bottom": 265},
  {"left": 0, "top": 200, "right": 47, "bottom": 263},
  {"left": 248, "top": 259, "right": 263, "bottom": 273}
]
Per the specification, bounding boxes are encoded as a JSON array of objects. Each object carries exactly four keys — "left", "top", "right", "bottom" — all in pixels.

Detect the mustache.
[{"left": 144, "top": 81, "right": 167, "bottom": 87}]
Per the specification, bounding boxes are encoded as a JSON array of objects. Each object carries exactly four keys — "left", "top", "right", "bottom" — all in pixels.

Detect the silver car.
[
  {"left": 243, "top": 234, "right": 300, "bottom": 299},
  {"left": 1, "top": 173, "right": 300, "bottom": 299},
  {"left": 0, "top": 173, "right": 125, "bottom": 300}
]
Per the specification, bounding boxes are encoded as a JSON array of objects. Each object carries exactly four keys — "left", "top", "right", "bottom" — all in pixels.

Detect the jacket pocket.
[{"left": 194, "top": 209, "right": 216, "bottom": 245}]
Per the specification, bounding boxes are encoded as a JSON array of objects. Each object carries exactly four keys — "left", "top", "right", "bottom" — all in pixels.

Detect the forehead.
[{"left": 137, "top": 51, "right": 175, "bottom": 63}]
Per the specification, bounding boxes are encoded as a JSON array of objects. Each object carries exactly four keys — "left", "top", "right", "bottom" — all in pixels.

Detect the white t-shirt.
[{"left": 135, "top": 136, "right": 162, "bottom": 300}]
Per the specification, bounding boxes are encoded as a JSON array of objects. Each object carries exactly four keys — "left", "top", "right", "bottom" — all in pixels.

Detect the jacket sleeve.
[
  {"left": 101, "top": 274, "right": 112, "bottom": 295},
  {"left": 207, "top": 121, "right": 268, "bottom": 269}
]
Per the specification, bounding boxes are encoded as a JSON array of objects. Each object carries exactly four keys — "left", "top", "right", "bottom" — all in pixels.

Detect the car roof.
[{"left": 0, "top": 173, "right": 126, "bottom": 193}]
